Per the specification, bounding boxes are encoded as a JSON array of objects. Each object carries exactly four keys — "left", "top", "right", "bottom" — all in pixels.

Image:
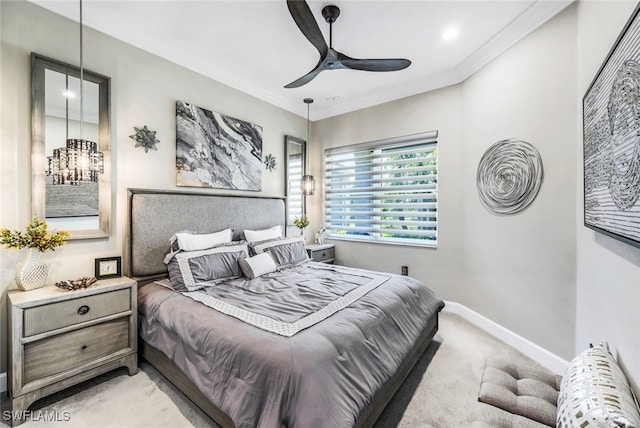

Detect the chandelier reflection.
[
  {"left": 47, "top": 139, "right": 103, "bottom": 185},
  {"left": 46, "top": 0, "right": 103, "bottom": 185}
]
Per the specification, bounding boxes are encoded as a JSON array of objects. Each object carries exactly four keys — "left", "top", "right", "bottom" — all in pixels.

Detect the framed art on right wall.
[{"left": 583, "top": 3, "right": 640, "bottom": 249}]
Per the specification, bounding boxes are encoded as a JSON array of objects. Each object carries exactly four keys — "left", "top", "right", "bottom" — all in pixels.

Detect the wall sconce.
[{"left": 47, "top": 0, "right": 103, "bottom": 185}]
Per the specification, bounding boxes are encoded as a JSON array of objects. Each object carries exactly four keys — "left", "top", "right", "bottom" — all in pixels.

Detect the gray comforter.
[{"left": 138, "top": 262, "right": 444, "bottom": 428}]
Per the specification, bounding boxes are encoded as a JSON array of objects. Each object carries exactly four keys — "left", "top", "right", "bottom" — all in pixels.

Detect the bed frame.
[{"left": 126, "top": 188, "right": 439, "bottom": 428}]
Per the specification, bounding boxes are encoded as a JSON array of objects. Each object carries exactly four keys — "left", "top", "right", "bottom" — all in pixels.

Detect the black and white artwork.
[
  {"left": 176, "top": 101, "right": 263, "bottom": 191},
  {"left": 477, "top": 139, "right": 543, "bottom": 215},
  {"left": 584, "top": 4, "right": 640, "bottom": 248}
]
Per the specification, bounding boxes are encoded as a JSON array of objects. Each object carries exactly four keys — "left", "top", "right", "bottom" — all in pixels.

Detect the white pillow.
[
  {"left": 172, "top": 228, "right": 232, "bottom": 252},
  {"left": 243, "top": 225, "right": 282, "bottom": 243},
  {"left": 238, "top": 253, "right": 277, "bottom": 279}
]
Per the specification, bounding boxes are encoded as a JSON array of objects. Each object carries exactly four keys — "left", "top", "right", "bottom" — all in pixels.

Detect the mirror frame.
[
  {"left": 31, "top": 53, "right": 111, "bottom": 240},
  {"left": 284, "top": 135, "right": 306, "bottom": 225}
]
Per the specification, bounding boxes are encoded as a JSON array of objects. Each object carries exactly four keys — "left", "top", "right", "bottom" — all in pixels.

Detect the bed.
[{"left": 126, "top": 188, "right": 444, "bottom": 428}]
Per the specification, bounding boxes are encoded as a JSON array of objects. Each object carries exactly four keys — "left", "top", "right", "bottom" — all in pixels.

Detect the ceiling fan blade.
[
  {"left": 340, "top": 58, "right": 411, "bottom": 72},
  {"left": 284, "top": 66, "right": 324, "bottom": 88},
  {"left": 287, "top": 0, "right": 328, "bottom": 57}
]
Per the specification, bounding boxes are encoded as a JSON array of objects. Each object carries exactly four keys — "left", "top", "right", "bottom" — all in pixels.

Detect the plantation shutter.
[{"left": 324, "top": 131, "right": 438, "bottom": 247}]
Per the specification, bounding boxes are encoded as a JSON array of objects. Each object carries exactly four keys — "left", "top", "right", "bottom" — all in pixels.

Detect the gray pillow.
[
  {"left": 166, "top": 242, "right": 248, "bottom": 292},
  {"left": 253, "top": 236, "right": 309, "bottom": 269},
  {"left": 248, "top": 236, "right": 283, "bottom": 256}
]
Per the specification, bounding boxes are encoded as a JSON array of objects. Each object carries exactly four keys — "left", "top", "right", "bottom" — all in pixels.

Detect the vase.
[{"left": 15, "top": 249, "right": 48, "bottom": 291}]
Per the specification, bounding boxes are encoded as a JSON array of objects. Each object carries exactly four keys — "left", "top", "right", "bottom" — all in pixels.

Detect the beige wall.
[
  {"left": 0, "top": 0, "right": 306, "bottom": 373},
  {"left": 2, "top": 0, "right": 639, "bottom": 394},
  {"left": 313, "top": 6, "right": 578, "bottom": 360},
  {"left": 575, "top": 0, "right": 640, "bottom": 395}
]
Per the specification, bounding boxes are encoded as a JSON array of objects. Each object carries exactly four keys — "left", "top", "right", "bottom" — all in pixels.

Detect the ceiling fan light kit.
[{"left": 285, "top": 0, "right": 411, "bottom": 88}]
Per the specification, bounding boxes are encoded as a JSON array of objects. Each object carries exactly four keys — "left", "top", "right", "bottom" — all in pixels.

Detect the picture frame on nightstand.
[{"left": 95, "top": 256, "right": 122, "bottom": 279}]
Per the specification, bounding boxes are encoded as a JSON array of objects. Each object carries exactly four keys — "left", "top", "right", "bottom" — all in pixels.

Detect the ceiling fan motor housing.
[{"left": 322, "top": 5, "right": 340, "bottom": 24}]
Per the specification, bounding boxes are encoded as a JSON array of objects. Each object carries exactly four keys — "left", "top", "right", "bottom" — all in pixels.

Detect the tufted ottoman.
[
  {"left": 473, "top": 343, "right": 640, "bottom": 427},
  {"left": 476, "top": 355, "right": 562, "bottom": 427}
]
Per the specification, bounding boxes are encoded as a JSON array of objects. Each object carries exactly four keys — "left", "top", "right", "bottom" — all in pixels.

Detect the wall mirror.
[
  {"left": 284, "top": 135, "right": 306, "bottom": 224},
  {"left": 31, "top": 53, "right": 111, "bottom": 240}
]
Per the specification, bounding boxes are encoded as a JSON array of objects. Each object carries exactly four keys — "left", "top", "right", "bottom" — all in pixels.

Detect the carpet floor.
[{"left": 1, "top": 312, "right": 544, "bottom": 427}]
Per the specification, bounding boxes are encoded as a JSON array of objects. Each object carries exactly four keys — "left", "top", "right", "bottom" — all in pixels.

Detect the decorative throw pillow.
[
  {"left": 247, "top": 236, "right": 283, "bottom": 256},
  {"left": 243, "top": 225, "right": 282, "bottom": 243},
  {"left": 252, "top": 236, "right": 309, "bottom": 269},
  {"left": 557, "top": 342, "right": 640, "bottom": 428},
  {"left": 238, "top": 253, "right": 277, "bottom": 279},
  {"left": 166, "top": 242, "right": 248, "bottom": 292},
  {"left": 169, "top": 228, "right": 232, "bottom": 252}
]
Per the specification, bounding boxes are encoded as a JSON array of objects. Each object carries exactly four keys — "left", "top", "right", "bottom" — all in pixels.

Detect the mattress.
[{"left": 138, "top": 261, "right": 444, "bottom": 427}]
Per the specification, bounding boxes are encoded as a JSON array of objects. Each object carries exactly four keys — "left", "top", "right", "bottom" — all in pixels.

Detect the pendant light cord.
[
  {"left": 65, "top": 75, "right": 69, "bottom": 140},
  {"left": 306, "top": 102, "right": 310, "bottom": 167},
  {"left": 303, "top": 98, "right": 313, "bottom": 170},
  {"left": 79, "top": 0, "right": 84, "bottom": 140}
]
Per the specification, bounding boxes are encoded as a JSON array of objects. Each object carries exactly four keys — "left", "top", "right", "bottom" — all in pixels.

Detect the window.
[{"left": 324, "top": 131, "right": 438, "bottom": 247}]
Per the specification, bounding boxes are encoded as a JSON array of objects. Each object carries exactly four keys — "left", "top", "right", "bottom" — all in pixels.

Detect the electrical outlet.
[{"left": 401, "top": 266, "right": 408, "bottom": 276}]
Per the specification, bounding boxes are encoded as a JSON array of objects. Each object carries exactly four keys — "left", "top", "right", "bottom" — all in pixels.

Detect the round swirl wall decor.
[{"left": 476, "top": 139, "right": 544, "bottom": 215}]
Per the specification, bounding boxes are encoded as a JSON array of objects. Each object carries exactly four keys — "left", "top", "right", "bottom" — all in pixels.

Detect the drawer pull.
[
  {"left": 77, "top": 305, "right": 90, "bottom": 315},
  {"left": 81, "top": 345, "right": 88, "bottom": 351}
]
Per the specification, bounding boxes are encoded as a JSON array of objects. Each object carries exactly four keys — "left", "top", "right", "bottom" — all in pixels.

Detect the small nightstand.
[
  {"left": 7, "top": 277, "right": 138, "bottom": 426},
  {"left": 306, "top": 243, "right": 336, "bottom": 264}
]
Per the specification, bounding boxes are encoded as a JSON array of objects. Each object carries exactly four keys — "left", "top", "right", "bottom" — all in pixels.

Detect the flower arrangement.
[
  {"left": 1, "top": 216, "right": 70, "bottom": 252},
  {"left": 293, "top": 214, "right": 310, "bottom": 230}
]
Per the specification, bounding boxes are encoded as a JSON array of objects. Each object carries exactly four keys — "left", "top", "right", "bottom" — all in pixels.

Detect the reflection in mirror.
[
  {"left": 285, "top": 135, "right": 306, "bottom": 224},
  {"left": 32, "top": 54, "right": 111, "bottom": 240},
  {"left": 45, "top": 69, "right": 99, "bottom": 229}
]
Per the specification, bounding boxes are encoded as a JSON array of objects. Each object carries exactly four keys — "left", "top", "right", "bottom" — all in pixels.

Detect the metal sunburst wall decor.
[
  {"left": 130, "top": 125, "right": 160, "bottom": 153},
  {"left": 476, "top": 139, "right": 544, "bottom": 215},
  {"left": 264, "top": 154, "right": 276, "bottom": 171}
]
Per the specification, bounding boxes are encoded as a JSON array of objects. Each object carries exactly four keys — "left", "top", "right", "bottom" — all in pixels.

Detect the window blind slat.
[
  {"left": 327, "top": 175, "right": 437, "bottom": 188},
  {"left": 326, "top": 192, "right": 436, "bottom": 201},
  {"left": 327, "top": 218, "right": 437, "bottom": 228},
  {"left": 326, "top": 226, "right": 437, "bottom": 238},
  {"left": 326, "top": 202, "right": 437, "bottom": 210},
  {"left": 326, "top": 154, "right": 437, "bottom": 173},
  {"left": 326, "top": 164, "right": 437, "bottom": 178},
  {"left": 326, "top": 183, "right": 437, "bottom": 194}
]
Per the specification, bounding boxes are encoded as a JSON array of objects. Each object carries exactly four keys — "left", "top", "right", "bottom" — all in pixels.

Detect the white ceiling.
[{"left": 30, "top": 0, "right": 573, "bottom": 120}]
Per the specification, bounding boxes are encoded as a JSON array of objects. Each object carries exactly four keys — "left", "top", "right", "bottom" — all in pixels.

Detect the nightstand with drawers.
[
  {"left": 7, "top": 277, "right": 138, "bottom": 425},
  {"left": 306, "top": 243, "right": 336, "bottom": 264}
]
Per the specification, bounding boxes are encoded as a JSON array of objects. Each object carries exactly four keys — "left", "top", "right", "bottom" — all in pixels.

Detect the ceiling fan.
[{"left": 284, "top": 0, "right": 411, "bottom": 88}]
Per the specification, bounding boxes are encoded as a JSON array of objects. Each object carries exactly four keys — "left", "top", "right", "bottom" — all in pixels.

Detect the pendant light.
[
  {"left": 47, "top": 0, "right": 104, "bottom": 185},
  {"left": 301, "top": 98, "right": 316, "bottom": 196}
]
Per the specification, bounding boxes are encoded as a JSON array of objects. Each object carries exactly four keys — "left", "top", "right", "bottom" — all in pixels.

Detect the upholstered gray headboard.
[{"left": 126, "top": 188, "right": 286, "bottom": 283}]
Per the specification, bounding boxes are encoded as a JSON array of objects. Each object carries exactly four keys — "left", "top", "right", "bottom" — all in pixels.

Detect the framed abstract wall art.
[
  {"left": 176, "top": 100, "right": 263, "bottom": 191},
  {"left": 583, "top": 4, "right": 640, "bottom": 249}
]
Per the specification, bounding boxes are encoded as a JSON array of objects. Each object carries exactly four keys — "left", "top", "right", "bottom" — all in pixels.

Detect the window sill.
[{"left": 327, "top": 235, "right": 437, "bottom": 249}]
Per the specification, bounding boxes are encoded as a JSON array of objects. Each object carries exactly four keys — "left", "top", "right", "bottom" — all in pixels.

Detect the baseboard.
[
  {"left": 443, "top": 301, "right": 569, "bottom": 374},
  {"left": 1, "top": 372, "right": 6, "bottom": 393}
]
